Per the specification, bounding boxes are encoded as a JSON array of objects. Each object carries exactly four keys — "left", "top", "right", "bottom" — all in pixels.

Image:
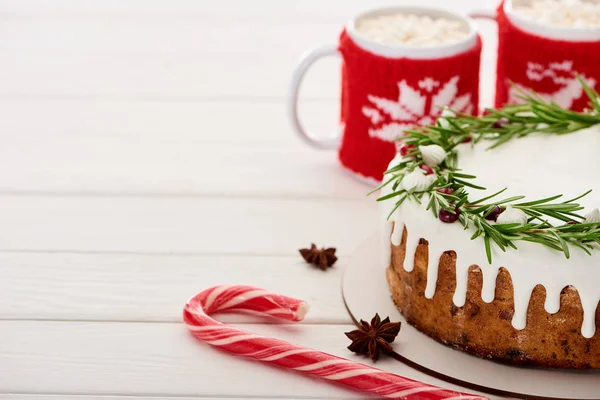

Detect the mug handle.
[
  {"left": 469, "top": 9, "right": 497, "bottom": 21},
  {"left": 468, "top": 7, "right": 498, "bottom": 111},
  {"left": 288, "top": 45, "right": 342, "bottom": 150}
]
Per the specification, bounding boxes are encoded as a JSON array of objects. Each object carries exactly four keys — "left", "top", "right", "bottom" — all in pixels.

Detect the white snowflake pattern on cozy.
[
  {"left": 508, "top": 61, "right": 597, "bottom": 110},
  {"left": 362, "top": 76, "right": 473, "bottom": 146}
]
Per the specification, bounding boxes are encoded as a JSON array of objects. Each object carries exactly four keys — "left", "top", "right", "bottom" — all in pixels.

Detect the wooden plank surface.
[
  {"left": 0, "top": 321, "right": 488, "bottom": 398},
  {"left": 0, "top": 321, "right": 363, "bottom": 398},
  {"left": 0, "top": 253, "right": 350, "bottom": 324},
  {"left": 0, "top": 100, "right": 335, "bottom": 145},
  {"left": 0, "top": 196, "right": 377, "bottom": 255},
  {"left": 0, "top": 397, "right": 316, "bottom": 400},
  {"left": 0, "top": 3, "right": 498, "bottom": 100},
  {"left": 0, "top": 50, "right": 496, "bottom": 101},
  {"left": 0, "top": 103, "right": 372, "bottom": 198},
  {"left": 0, "top": 0, "right": 494, "bottom": 19},
  {"left": 0, "top": 397, "right": 308, "bottom": 400}
]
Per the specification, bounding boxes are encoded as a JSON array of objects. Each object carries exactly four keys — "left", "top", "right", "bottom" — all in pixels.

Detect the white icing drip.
[
  {"left": 381, "top": 153, "right": 403, "bottom": 268},
  {"left": 481, "top": 267, "right": 499, "bottom": 303},
  {"left": 580, "top": 292, "right": 600, "bottom": 338},
  {"left": 452, "top": 260, "right": 469, "bottom": 307},
  {"left": 510, "top": 277, "right": 536, "bottom": 330},
  {"left": 380, "top": 126, "right": 600, "bottom": 337},
  {"left": 403, "top": 231, "right": 419, "bottom": 273},
  {"left": 543, "top": 284, "right": 561, "bottom": 314},
  {"left": 381, "top": 221, "right": 394, "bottom": 269},
  {"left": 391, "top": 218, "right": 404, "bottom": 246},
  {"left": 425, "top": 249, "right": 441, "bottom": 299}
]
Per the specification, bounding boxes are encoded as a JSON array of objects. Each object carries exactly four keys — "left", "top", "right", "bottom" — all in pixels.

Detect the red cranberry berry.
[
  {"left": 439, "top": 207, "right": 460, "bottom": 223},
  {"left": 437, "top": 188, "right": 454, "bottom": 195},
  {"left": 567, "top": 221, "right": 579, "bottom": 225},
  {"left": 493, "top": 118, "right": 510, "bottom": 129},
  {"left": 463, "top": 136, "right": 473, "bottom": 143},
  {"left": 485, "top": 206, "right": 504, "bottom": 222},
  {"left": 399, "top": 144, "right": 414, "bottom": 156},
  {"left": 420, "top": 165, "right": 434, "bottom": 175}
]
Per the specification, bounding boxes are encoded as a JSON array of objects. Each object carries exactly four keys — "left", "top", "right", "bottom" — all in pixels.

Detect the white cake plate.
[{"left": 342, "top": 232, "right": 600, "bottom": 400}]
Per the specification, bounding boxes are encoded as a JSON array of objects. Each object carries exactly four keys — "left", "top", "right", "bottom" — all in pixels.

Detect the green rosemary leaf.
[
  {"left": 494, "top": 222, "right": 532, "bottom": 232},
  {"left": 493, "top": 195, "right": 527, "bottom": 205},
  {"left": 562, "top": 189, "right": 593, "bottom": 204},
  {"left": 428, "top": 196, "right": 440, "bottom": 218},
  {"left": 459, "top": 213, "right": 470, "bottom": 230},
  {"left": 377, "top": 190, "right": 406, "bottom": 202},
  {"left": 451, "top": 172, "right": 477, "bottom": 179},
  {"left": 521, "top": 235, "right": 563, "bottom": 252},
  {"left": 434, "top": 193, "right": 452, "bottom": 210},
  {"left": 557, "top": 222, "right": 600, "bottom": 231},
  {"left": 484, "top": 235, "right": 492, "bottom": 264},
  {"left": 469, "top": 188, "right": 508, "bottom": 205},
  {"left": 551, "top": 230, "right": 570, "bottom": 259},
  {"left": 579, "top": 76, "right": 600, "bottom": 112},
  {"left": 514, "top": 194, "right": 563, "bottom": 207},
  {"left": 571, "top": 241, "right": 593, "bottom": 256},
  {"left": 455, "top": 195, "right": 470, "bottom": 208},
  {"left": 445, "top": 151, "right": 458, "bottom": 169},
  {"left": 368, "top": 176, "right": 395, "bottom": 196},
  {"left": 487, "top": 133, "right": 515, "bottom": 149},
  {"left": 453, "top": 178, "right": 486, "bottom": 190},
  {"left": 410, "top": 192, "right": 423, "bottom": 205},
  {"left": 386, "top": 195, "right": 407, "bottom": 220},
  {"left": 470, "top": 229, "right": 483, "bottom": 240}
]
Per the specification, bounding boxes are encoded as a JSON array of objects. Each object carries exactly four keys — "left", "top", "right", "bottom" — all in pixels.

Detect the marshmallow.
[
  {"left": 514, "top": 0, "right": 600, "bottom": 28},
  {"left": 356, "top": 13, "right": 469, "bottom": 46}
]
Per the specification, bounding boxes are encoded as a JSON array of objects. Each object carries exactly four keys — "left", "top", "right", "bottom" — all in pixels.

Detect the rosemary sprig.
[{"left": 376, "top": 79, "right": 600, "bottom": 263}]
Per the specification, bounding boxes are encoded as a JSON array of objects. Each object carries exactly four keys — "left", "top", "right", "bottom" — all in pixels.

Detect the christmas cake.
[{"left": 380, "top": 92, "right": 600, "bottom": 368}]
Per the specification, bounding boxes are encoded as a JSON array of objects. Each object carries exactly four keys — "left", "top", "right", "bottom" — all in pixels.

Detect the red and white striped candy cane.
[{"left": 183, "top": 285, "right": 487, "bottom": 400}]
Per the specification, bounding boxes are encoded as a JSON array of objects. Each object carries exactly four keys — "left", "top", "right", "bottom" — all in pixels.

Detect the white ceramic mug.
[
  {"left": 487, "top": 0, "right": 600, "bottom": 110},
  {"left": 504, "top": 0, "right": 600, "bottom": 41},
  {"left": 288, "top": 6, "right": 482, "bottom": 181}
]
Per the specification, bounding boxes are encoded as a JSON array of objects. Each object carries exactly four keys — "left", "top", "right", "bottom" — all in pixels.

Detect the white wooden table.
[{"left": 0, "top": 1, "right": 501, "bottom": 399}]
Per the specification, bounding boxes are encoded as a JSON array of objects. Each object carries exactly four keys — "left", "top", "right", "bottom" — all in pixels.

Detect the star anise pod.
[
  {"left": 299, "top": 243, "right": 337, "bottom": 270},
  {"left": 344, "top": 314, "right": 401, "bottom": 361}
]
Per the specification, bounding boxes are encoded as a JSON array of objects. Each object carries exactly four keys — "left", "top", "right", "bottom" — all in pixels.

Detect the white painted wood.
[
  {"left": 0, "top": 253, "right": 350, "bottom": 324},
  {"left": 0, "top": 15, "right": 342, "bottom": 99},
  {"left": 0, "top": 10, "right": 498, "bottom": 100},
  {"left": 0, "top": 397, "right": 298, "bottom": 400},
  {"left": 0, "top": 135, "right": 368, "bottom": 198},
  {"left": 0, "top": 321, "right": 489, "bottom": 398},
  {"left": 0, "top": 50, "right": 338, "bottom": 100},
  {"left": 0, "top": 14, "right": 497, "bottom": 55},
  {"left": 0, "top": 100, "right": 335, "bottom": 145},
  {"left": 0, "top": 52, "right": 496, "bottom": 101},
  {"left": 0, "top": 101, "right": 372, "bottom": 198},
  {"left": 0, "top": 196, "right": 377, "bottom": 255},
  {"left": 0, "top": 396, "right": 305, "bottom": 400},
  {"left": 0, "top": 0, "right": 497, "bottom": 20},
  {"left": 0, "top": 20, "right": 342, "bottom": 54}
]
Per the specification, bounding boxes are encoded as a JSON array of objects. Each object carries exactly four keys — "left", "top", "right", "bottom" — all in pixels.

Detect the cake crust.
[{"left": 387, "top": 225, "right": 600, "bottom": 369}]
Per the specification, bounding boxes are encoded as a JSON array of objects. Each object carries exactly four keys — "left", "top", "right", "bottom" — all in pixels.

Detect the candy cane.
[{"left": 183, "top": 285, "right": 487, "bottom": 400}]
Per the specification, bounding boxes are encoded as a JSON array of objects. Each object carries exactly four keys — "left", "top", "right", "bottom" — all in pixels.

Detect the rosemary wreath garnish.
[{"left": 376, "top": 79, "right": 600, "bottom": 263}]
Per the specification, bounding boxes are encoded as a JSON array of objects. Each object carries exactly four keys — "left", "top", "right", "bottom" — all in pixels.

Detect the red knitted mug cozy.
[
  {"left": 495, "top": 0, "right": 600, "bottom": 111},
  {"left": 338, "top": 30, "right": 482, "bottom": 181}
]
